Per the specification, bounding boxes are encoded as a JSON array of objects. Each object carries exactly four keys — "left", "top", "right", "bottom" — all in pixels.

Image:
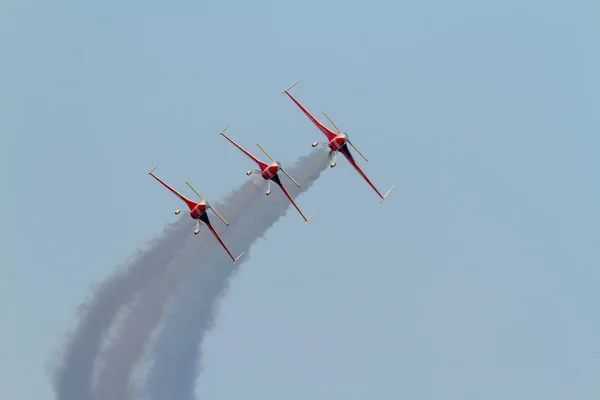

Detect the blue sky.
[{"left": 2, "top": 0, "right": 599, "bottom": 398}]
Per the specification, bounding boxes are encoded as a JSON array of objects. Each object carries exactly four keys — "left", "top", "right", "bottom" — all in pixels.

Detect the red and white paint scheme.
[
  {"left": 282, "top": 81, "right": 395, "bottom": 202},
  {"left": 219, "top": 125, "right": 315, "bottom": 223},
  {"left": 148, "top": 166, "right": 244, "bottom": 264}
]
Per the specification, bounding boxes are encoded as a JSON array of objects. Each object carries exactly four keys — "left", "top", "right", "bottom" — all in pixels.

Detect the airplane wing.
[
  {"left": 282, "top": 86, "right": 338, "bottom": 141},
  {"left": 200, "top": 214, "right": 244, "bottom": 264},
  {"left": 220, "top": 131, "right": 269, "bottom": 171},
  {"left": 149, "top": 167, "right": 199, "bottom": 210},
  {"left": 271, "top": 174, "right": 315, "bottom": 223},
  {"left": 338, "top": 146, "right": 395, "bottom": 202}
]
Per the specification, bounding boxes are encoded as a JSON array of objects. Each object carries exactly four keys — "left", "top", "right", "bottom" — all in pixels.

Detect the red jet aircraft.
[
  {"left": 219, "top": 124, "right": 315, "bottom": 223},
  {"left": 148, "top": 166, "right": 244, "bottom": 264},
  {"left": 282, "top": 81, "right": 395, "bottom": 202}
]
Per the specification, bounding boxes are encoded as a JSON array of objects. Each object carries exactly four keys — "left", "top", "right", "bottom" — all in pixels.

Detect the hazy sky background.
[{"left": 2, "top": 0, "right": 599, "bottom": 398}]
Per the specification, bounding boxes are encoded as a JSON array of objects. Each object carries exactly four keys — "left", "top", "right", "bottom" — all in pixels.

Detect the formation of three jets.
[{"left": 149, "top": 83, "right": 395, "bottom": 263}]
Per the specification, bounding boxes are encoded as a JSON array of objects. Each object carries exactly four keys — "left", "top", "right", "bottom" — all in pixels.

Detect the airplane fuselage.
[
  {"left": 261, "top": 162, "right": 280, "bottom": 180},
  {"left": 329, "top": 134, "right": 347, "bottom": 151},
  {"left": 189, "top": 203, "right": 207, "bottom": 219}
]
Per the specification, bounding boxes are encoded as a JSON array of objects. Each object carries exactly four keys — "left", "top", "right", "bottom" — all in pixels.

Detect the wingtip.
[
  {"left": 305, "top": 212, "right": 316, "bottom": 223},
  {"left": 281, "top": 80, "right": 301, "bottom": 94},
  {"left": 219, "top": 124, "right": 231, "bottom": 135},
  {"left": 233, "top": 251, "right": 246, "bottom": 264},
  {"left": 380, "top": 184, "right": 396, "bottom": 203},
  {"left": 148, "top": 164, "right": 159, "bottom": 175}
]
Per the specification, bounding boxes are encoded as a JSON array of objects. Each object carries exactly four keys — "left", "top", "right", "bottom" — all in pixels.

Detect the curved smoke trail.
[
  {"left": 53, "top": 148, "right": 330, "bottom": 400},
  {"left": 52, "top": 218, "right": 190, "bottom": 400},
  {"left": 92, "top": 179, "right": 263, "bottom": 400},
  {"left": 54, "top": 169, "right": 265, "bottom": 400},
  {"left": 144, "top": 148, "right": 330, "bottom": 400}
]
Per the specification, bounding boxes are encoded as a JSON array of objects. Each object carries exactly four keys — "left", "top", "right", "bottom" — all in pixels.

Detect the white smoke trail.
[
  {"left": 54, "top": 170, "right": 265, "bottom": 400},
  {"left": 52, "top": 218, "right": 190, "bottom": 400},
  {"left": 91, "top": 179, "right": 264, "bottom": 400},
  {"left": 144, "top": 148, "right": 331, "bottom": 400}
]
